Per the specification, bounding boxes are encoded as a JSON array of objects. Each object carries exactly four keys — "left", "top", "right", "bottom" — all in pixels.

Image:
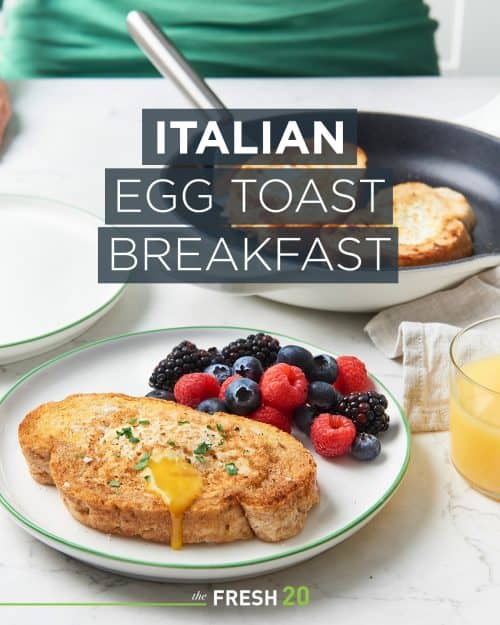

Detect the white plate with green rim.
[
  {"left": 0, "top": 326, "right": 410, "bottom": 582},
  {"left": 0, "top": 194, "right": 125, "bottom": 364}
]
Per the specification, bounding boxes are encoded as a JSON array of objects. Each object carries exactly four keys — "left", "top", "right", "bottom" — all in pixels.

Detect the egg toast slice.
[{"left": 19, "top": 393, "right": 319, "bottom": 545}]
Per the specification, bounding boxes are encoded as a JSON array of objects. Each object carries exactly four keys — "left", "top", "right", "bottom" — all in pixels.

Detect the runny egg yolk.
[{"left": 145, "top": 455, "right": 202, "bottom": 550}]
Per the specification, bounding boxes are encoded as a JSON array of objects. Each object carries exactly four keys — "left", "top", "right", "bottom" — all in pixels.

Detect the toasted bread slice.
[
  {"left": 320, "top": 181, "right": 475, "bottom": 266},
  {"left": 433, "top": 186, "right": 476, "bottom": 231},
  {"left": 393, "top": 182, "right": 475, "bottom": 267},
  {"left": 239, "top": 145, "right": 367, "bottom": 169},
  {"left": 19, "top": 393, "right": 319, "bottom": 544}
]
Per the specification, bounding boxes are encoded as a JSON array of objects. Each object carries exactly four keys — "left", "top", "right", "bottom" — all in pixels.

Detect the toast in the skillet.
[
  {"left": 240, "top": 145, "right": 367, "bottom": 169},
  {"left": 19, "top": 393, "right": 319, "bottom": 544},
  {"left": 393, "top": 182, "right": 475, "bottom": 267}
]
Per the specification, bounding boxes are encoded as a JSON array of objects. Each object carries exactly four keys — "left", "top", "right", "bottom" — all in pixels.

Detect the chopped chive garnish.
[
  {"left": 195, "top": 454, "right": 206, "bottom": 463},
  {"left": 206, "top": 424, "right": 213, "bottom": 430},
  {"left": 178, "top": 420, "right": 189, "bottom": 425},
  {"left": 225, "top": 463, "right": 238, "bottom": 475},
  {"left": 216, "top": 423, "right": 227, "bottom": 440},
  {"left": 128, "top": 418, "right": 138, "bottom": 426},
  {"left": 108, "top": 480, "right": 121, "bottom": 488},
  {"left": 168, "top": 440, "right": 176, "bottom": 447},
  {"left": 138, "top": 420, "right": 150, "bottom": 425},
  {"left": 116, "top": 426, "right": 140, "bottom": 444},
  {"left": 144, "top": 475, "right": 151, "bottom": 482},
  {"left": 194, "top": 441, "right": 212, "bottom": 455},
  {"left": 134, "top": 453, "right": 151, "bottom": 471}
]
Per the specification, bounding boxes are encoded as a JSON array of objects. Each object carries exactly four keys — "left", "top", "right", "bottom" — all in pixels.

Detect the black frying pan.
[
  {"left": 126, "top": 11, "right": 500, "bottom": 258},
  {"left": 125, "top": 11, "right": 500, "bottom": 310}
]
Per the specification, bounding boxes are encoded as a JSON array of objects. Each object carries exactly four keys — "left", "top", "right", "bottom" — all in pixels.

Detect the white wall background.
[{"left": 427, "top": 0, "right": 499, "bottom": 74}]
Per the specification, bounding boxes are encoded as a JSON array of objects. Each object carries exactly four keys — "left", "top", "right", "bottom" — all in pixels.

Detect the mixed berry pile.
[{"left": 147, "top": 333, "right": 390, "bottom": 462}]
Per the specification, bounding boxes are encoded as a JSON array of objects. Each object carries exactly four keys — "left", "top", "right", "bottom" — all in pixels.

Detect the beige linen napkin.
[{"left": 365, "top": 267, "right": 500, "bottom": 432}]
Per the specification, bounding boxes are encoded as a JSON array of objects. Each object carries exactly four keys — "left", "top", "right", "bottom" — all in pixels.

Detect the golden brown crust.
[
  {"left": 398, "top": 220, "right": 473, "bottom": 266},
  {"left": 239, "top": 145, "right": 367, "bottom": 169},
  {"left": 393, "top": 182, "right": 475, "bottom": 267},
  {"left": 319, "top": 181, "right": 475, "bottom": 266},
  {"left": 433, "top": 186, "right": 477, "bottom": 232},
  {"left": 19, "top": 393, "right": 319, "bottom": 544}
]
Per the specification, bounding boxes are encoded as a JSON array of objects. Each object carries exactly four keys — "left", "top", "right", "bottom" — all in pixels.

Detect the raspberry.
[
  {"left": 174, "top": 373, "right": 220, "bottom": 408},
  {"left": 249, "top": 405, "right": 291, "bottom": 433},
  {"left": 334, "top": 356, "right": 369, "bottom": 395},
  {"left": 260, "top": 363, "right": 308, "bottom": 412},
  {"left": 365, "top": 378, "right": 376, "bottom": 392},
  {"left": 218, "top": 374, "right": 242, "bottom": 400},
  {"left": 310, "top": 413, "right": 356, "bottom": 458}
]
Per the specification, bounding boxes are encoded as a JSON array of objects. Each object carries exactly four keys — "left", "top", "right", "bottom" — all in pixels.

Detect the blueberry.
[
  {"left": 293, "top": 405, "right": 318, "bottom": 435},
  {"left": 233, "top": 356, "right": 264, "bottom": 382},
  {"left": 309, "top": 354, "right": 338, "bottom": 384},
  {"left": 307, "top": 381, "right": 342, "bottom": 411},
  {"left": 197, "top": 398, "right": 227, "bottom": 414},
  {"left": 276, "top": 345, "right": 314, "bottom": 375},
  {"left": 224, "top": 378, "right": 261, "bottom": 416},
  {"left": 350, "top": 433, "right": 381, "bottom": 461},
  {"left": 204, "top": 363, "right": 233, "bottom": 384},
  {"left": 146, "top": 389, "right": 175, "bottom": 401}
]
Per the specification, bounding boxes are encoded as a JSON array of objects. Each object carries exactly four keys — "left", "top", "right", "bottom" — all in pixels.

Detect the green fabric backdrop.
[{"left": 0, "top": 0, "right": 438, "bottom": 77}]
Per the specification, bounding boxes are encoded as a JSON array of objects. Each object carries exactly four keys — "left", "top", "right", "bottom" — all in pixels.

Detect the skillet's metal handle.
[
  {"left": 126, "top": 10, "right": 230, "bottom": 118},
  {"left": 126, "top": 11, "right": 276, "bottom": 296}
]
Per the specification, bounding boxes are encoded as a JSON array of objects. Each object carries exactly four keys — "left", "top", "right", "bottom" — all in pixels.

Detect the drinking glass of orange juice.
[{"left": 449, "top": 316, "right": 500, "bottom": 500}]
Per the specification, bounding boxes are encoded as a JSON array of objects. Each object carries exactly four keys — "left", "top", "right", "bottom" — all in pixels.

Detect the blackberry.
[
  {"left": 220, "top": 333, "right": 280, "bottom": 368},
  {"left": 208, "top": 346, "right": 224, "bottom": 364},
  {"left": 338, "top": 391, "right": 390, "bottom": 435},
  {"left": 149, "top": 340, "right": 212, "bottom": 391}
]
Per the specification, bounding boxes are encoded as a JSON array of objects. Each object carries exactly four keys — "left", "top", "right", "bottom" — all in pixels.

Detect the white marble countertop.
[{"left": 0, "top": 77, "right": 499, "bottom": 625}]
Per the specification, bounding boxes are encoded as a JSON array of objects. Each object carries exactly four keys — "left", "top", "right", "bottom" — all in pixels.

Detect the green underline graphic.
[{"left": 0, "top": 602, "right": 207, "bottom": 607}]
